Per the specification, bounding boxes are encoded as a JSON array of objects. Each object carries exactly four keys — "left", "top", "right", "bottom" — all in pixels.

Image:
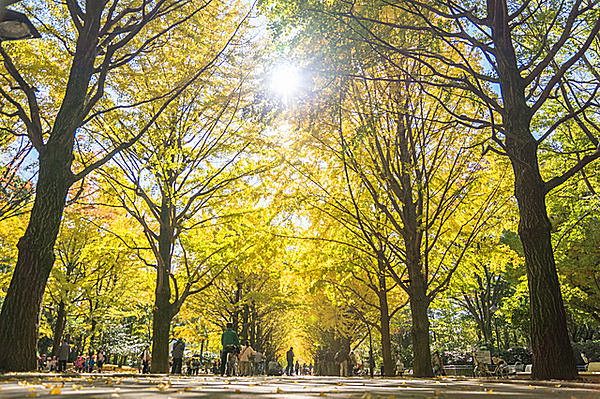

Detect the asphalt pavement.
[{"left": 0, "top": 374, "right": 598, "bottom": 398}]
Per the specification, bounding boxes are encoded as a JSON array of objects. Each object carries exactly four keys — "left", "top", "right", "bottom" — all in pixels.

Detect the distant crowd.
[
  {"left": 35, "top": 326, "right": 401, "bottom": 377},
  {"left": 37, "top": 338, "right": 106, "bottom": 373}
]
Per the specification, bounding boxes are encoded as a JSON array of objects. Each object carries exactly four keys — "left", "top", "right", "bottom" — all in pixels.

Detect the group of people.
[
  {"left": 282, "top": 347, "right": 314, "bottom": 376},
  {"left": 73, "top": 350, "right": 106, "bottom": 373},
  {"left": 37, "top": 338, "right": 106, "bottom": 373},
  {"left": 219, "top": 322, "right": 266, "bottom": 376},
  {"left": 313, "top": 345, "right": 359, "bottom": 376}
]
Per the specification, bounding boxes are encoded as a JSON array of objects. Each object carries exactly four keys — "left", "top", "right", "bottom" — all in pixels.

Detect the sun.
[{"left": 270, "top": 63, "right": 301, "bottom": 99}]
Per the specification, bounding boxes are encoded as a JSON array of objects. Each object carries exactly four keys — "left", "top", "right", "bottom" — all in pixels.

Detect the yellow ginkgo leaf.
[{"left": 49, "top": 386, "right": 61, "bottom": 395}]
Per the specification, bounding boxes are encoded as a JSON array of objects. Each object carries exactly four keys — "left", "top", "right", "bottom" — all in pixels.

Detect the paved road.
[{"left": 0, "top": 374, "right": 598, "bottom": 398}]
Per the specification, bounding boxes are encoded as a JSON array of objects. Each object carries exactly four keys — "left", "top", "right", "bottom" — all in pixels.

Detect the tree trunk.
[
  {"left": 379, "top": 302, "right": 394, "bottom": 377},
  {"left": 240, "top": 303, "right": 249, "bottom": 342},
  {"left": 151, "top": 294, "right": 174, "bottom": 373},
  {"left": 367, "top": 325, "right": 374, "bottom": 378},
  {"left": 0, "top": 2, "right": 103, "bottom": 372},
  {"left": 510, "top": 144, "right": 576, "bottom": 379},
  {"left": 250, "top": 301, "right": 257, "bottom": 347},
  {"left": 0, "top": 150, "right": 72, "bottom": 371},
  {"left": 151, "top": 194, "right": 177, "bottom": 373},
  {"left": 409, "top": 283, "right": 433, "bottom": 377},
  {"left": 51, "top": 301, "right": 68, "bottom": 357},
  {"left": 233, "top": 282, "right": 242, "bottom": 330},
  {"left": 377, "top": 258, "right": 394, "bottom": 377},
  {"left": 489, "top": 0, "right": 577, "bottom": 380}
]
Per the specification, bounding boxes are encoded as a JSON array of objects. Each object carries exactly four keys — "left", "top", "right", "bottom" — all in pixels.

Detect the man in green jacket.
[{"left": 220, "top": 322, "right": 240, "bottom": 376}]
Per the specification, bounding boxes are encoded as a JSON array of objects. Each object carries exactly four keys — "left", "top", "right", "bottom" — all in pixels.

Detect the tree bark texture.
[
  {"left": 508, "top": 134, "right": 576, "bottom": 379},
  {"left": 0, "top": 151, "right": 72, "bottom": 371},
  {"left": 377, "top": 264, "right": 394, "bottom": 376},
  {"left": 150, "top": 296, "right": 174, "bottom": 373},
  {"left": 51, "top": 301, "right": 67, "bottom": 358},
  {"left": 409, "top": 278, "right": 433, "bottom": 377}
]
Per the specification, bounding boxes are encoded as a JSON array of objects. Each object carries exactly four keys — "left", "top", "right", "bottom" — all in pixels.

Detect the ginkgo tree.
[
  {"left": 40, "top": 199, "right": 153, "bottom": 359},
  {"left": 0, "top": 0, "right": 251, "bottom": 371},
  {"left": 316, "top": 0, "right": 600, "bottom": 379},
  {"left": 96, "top": 25, "right": 269, "bottom": 370}
]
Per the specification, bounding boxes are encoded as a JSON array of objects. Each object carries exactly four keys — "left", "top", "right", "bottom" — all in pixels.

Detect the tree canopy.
[{"left": 0, "top": 0, "right": 599, "bottom": 380}]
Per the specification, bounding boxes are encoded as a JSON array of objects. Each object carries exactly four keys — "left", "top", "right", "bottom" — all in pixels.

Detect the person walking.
[
  {"left": 171, "top": 338, "right": 185, "bottom": 374},
  {"left": 239, "top": 341, "right": 256, "bottom": 376},
  {"left": 220, "top": 322, "right": 240, "bottom": 376},
  {"left": 335, "top": 349, "right": 350, "bottom": 377},
  {"left": 432, "top": 350, "right": 445, "bottom": 376},
  {"left": 140, "top": 345, "right": 151, "bottom": 374},
  {"left": 253, "top": 351, "right": 265, "bottom": 375},
  {"left": 58, "top": 339, "right": 70, "bottom": 372},
  {"left": 349, "top": 351, "right": 357, "bottom": 376},
  {"left": 96, "top": 349, "right": 105, "bottom": 373},
  {"left": 286, "top": 347, "right": 295, "bottom": 376}
]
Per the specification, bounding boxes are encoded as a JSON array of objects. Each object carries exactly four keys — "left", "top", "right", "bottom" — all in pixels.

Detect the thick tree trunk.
[
  {"left": 0, "top": 3, "right": 102, "bottom": 372},
  {"left": 489, "top": 0, "right": 577, "bottom": 380},
  {"left": 0, "top": 151, "right": 71, "bottom": 371},
  {"left": 150, "top": 212, "right": 176, "bottom": 373},
  {"left": 51, "top": 301, "right": 68, "bottom": 357},
  {"left": 409, "top": 281, "right": 433, "bottom": 377},
  {"left": 151, "top": 197, "right": 177, "bottom": 373},
  {"left": 509, "top": 136, "right": 576, "bottom": 379},
  {"left": 151, "top": 293, "right": 174, "bottom": 373}
]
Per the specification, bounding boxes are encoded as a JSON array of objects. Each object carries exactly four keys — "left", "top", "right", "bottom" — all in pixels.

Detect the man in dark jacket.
[
  {"left": 220, "top": 322, "right": 240, "bottom": 376},
  {"left": 171, "top": 338, "right": 185, "bottom": 374},
  {"left": 58, "top": 339, "right": 70, "bottom": 372},
  {"left": 286, "top": 347, "right": 294, "bottom": 376}
]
